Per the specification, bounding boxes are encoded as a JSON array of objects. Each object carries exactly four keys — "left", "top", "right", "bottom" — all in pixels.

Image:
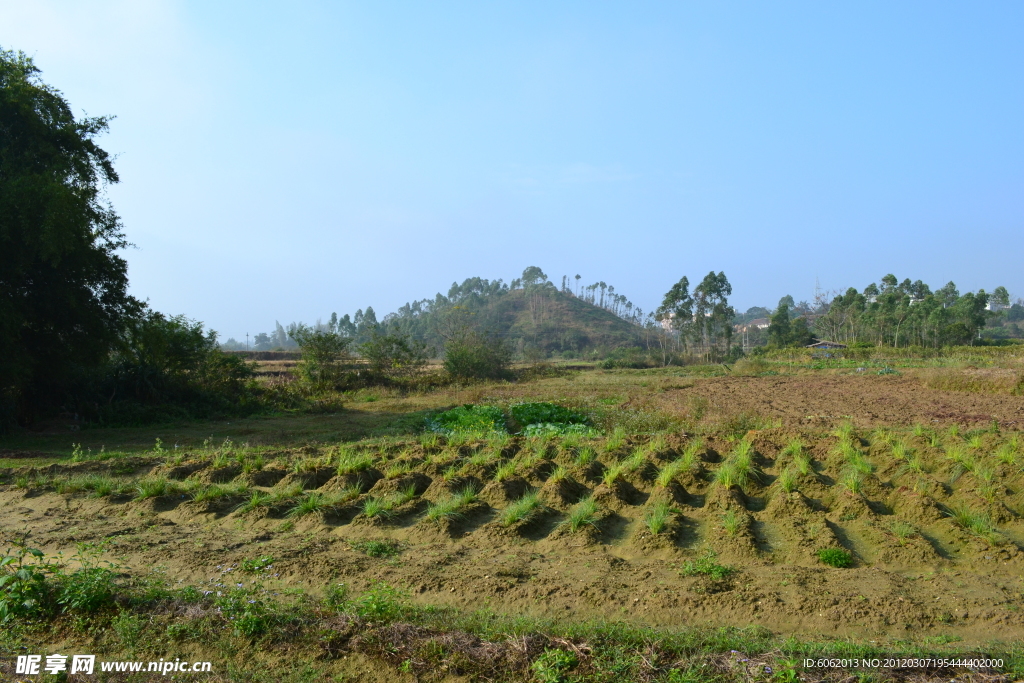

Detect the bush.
[
  {"left": 817, "top": 548, "right": 853, "bottom": 568},
  {"left": 359, "top": 329, "right": 428, "bottom": 380},
  {"left": 290, "top": 324, "right": 355, "bottom": 391},
  {"left": 0, "top": 546, "right": 52, "bottom": 623},
  {"left": 443, "top": 331, "right": 512, "bottom": 381},
  {"left": 532, "top": 648, "right": 577, "bottom": 683}
]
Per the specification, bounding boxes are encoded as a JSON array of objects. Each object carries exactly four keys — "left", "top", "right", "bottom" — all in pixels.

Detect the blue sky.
[{"left": 3, "top": 1, "right": 1022, "bottom": 340}]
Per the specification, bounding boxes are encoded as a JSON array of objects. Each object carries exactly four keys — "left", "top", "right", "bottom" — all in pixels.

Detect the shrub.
[
  {"left": 443, "top": 330, "right": 512, "bottom": 381},
  {"left": 57, "top": 566, "right": 117, "bottom": 613},
  {"left": 817, "top": 548, "right": 853, "bottom": 568}
]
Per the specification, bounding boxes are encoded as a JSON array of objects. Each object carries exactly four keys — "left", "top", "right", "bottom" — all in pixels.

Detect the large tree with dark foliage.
[{"left": 0, "top": 49, "right": 140, "bottom": 423}]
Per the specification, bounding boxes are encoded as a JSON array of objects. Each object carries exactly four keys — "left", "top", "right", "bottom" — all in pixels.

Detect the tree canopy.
[{"left": 1, "top": 49, "right": 140, "bottom": 423}]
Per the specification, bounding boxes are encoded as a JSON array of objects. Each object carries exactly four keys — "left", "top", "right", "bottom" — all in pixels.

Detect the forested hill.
[{"left": 246, "top": 267, "right": 647, "bottom": 357}]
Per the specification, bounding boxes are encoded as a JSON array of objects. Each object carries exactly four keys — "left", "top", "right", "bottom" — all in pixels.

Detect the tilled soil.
[
  {"left": 656, "top": 374, "right": 1024, "bottom": 429},
  {"left": 6, "top": 431, "right": 1024, "bottom": 649}
]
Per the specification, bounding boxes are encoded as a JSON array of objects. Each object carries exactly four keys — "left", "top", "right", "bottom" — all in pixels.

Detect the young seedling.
[
  {"left": 645, "top": 501, "right": 673, "bottom": 535},
  {"left": 561, "top": 496, "right": 600, "bottom": 533},
  {"left": 721, "top": 509, "right": 743, "bottom": 537},
  {"left": 817, "top": 548, "right": 853, "bottom": 568},
  {"left": 426, "top": 485, "right": 478, "bottom": 521},
  {"left": 493, "top": 461, "right": 516, "bottom": 482},
  {"left": 500, "top": 491, "right": 541, "bottom": 527}
]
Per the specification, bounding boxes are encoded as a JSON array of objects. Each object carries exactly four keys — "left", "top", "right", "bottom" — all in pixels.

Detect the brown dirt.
[
  {"left": 659, "top": 375, "right": 1024, "bottom": 429},
  {"left": 6, "top": 430, "right": 1024, "bottom": 650}
]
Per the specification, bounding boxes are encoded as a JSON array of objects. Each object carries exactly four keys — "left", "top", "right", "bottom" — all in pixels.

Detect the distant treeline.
[{"left": 226, "top": 266, "right": 645, "bottom": 358}]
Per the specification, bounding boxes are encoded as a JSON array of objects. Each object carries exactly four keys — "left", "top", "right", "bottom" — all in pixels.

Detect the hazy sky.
[{"left": 3, "top": 1, "right": 1022, "bottom": 340}]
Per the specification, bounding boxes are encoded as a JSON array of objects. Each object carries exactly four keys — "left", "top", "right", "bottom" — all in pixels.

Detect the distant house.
[
  {"left": 806, "top": 340, "right": 847, "bottom": 350},
  {"left": 987, "top": 301, "right": 1010, "bottom": 313},
  {"left": 734, "top": 318, "right": 770, "bottom": 334}
]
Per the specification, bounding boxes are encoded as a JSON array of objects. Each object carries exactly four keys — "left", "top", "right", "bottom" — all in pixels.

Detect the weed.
[
  {"left": 500, "top": 492, "right": 541, "bottom": 527},
  {"left": 968, "top": 434, "right": 983, "bottom": 449},
  {"left": 912, "top": 423, "right": 927, "bottom": 438},
  {"left": 647, "top": 434, "right": 670, "bottom": 455},
  {"left": 240, "top": 556, "right": 275, "bottom": 573},
  {"left": 532, "top": 648, "right": 577, "bottom": 683},
  {"left": 994, "top": 443, "right": 1017, "bottom": 466},
  {"left": 242, "top": 453, "right": 265, "bottom": 474},
  {"left": 713, "top": 463, "right": 747, "bottom": 491},
  {"left": 817, "top": 548, "right": 853, "bottom": 568},
  {"left": 681, "top": 550, "right": 734, "bottom": 579},
  {"left": 561, "top": 496, "right": 600, "bottom": 533},
  {"left": 792, "top": 450, "right": 812, "bottom": 476},
  {"left": 350, "top": 540, "right": 402, "bottom": 558},
  {"left": 645, "top": 501, "right": 673, "bottom": 535},
  {"left": 419, "top": 432, "right": 441, "bottom": 450},
  {"left": 656, "top": 458, "right": 689, "bottom": 487}
]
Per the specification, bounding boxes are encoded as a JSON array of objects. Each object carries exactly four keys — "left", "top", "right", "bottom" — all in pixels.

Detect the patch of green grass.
[
  {"left": 601, "top": 464, "right": 623, "bottom": 486},
  {"left": 134, "top": 477, "right": 182, "bottom": 500},
  {"left": 891, "top": 439, "right": 910, "bottom": 460},
  {"left": 337, "top": 450, "right": 374, "bottom": 475},
  {"left": 817, "top": 548, "right": 853, "bottom": 568},
  {"left": 548, "top": 465, "right": 569, "bottom": 484},
  {"left": 350, "top": 540, "right": 403, "bottom": 558},
  {"left": 889, "top": 520, "right": 916, "bottom": 543},
  {"left": 645, "top": 501, "right": 673, "bottom": 535},
  {"left": 839, "top": 469, "right": 863, "bottom": 495},
  {"left": 384, "top": 460, "right": 413, "bottom": 479},
  {"left": 500, "top": 491, "right": 541, "bottom": 527},
  {"left": 681, "top": 550, "right": 734, "bottom": 579},
  {"left": 561, "top": 495, "right": 600, "bottom": 533}
]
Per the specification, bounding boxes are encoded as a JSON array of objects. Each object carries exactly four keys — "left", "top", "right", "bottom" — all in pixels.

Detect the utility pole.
[{"left": 246, "top": 333, "right": 249, "bottom": 352}]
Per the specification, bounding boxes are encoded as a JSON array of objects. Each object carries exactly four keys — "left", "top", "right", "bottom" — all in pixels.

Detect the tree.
[
  {"left": 777, "top": 295, "right": 795, "bottom": 311},
  {"left": 290, "top": 324, "right": 354, "bottom": 391},
  {"left": 692, "top": 271, "right": 735, "bottom": 358},
  {"left": 1, "top": 49, "right": 142, "bottom": 424},
  {"left": 991, "top": 286, "right": 1010, "bottom": 307},
  {"left": 767, "top": 304, "right": 792, "bottom": 347}
]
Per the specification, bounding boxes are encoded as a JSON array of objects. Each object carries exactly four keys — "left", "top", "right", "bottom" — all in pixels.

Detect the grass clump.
[
  {"left": 721, "top": 509, "right": 744, "bottom": 537},
  {"left": 946, "top": 503, "right": 998, "bottom": 542},
  {"left": 644, "top": 501, "right": 673, "bottom": 535},
  {"left": 337, "top": 451, "right": 374, "bottom": 475},
  {"left": 561, "top": 496, "right": 600, "bottom": 533},
  {"left": 350, "top": 540, "right": 403, "bottom": 558},
  {"left": 603, "top": 427, "right": 627, "bottom": 454},
  {"left": 574, "top": 446, "right": 597, "bottom": 468},
  {"left": 134, "top": 477, "right": 181, "bottom": 500},
  {"left": 493, "top": 461, "right": 517, "bottom": 482},
  {"left": 777, "top": 467, "right": 798, "bottom": 493},
  {"left": 426, "top": 485, "right": 478, "bottom": 522},
  {"left": 889, "top": 520, "right": 917, "bottom": 543},
  {"left": 681, "top": 550, "right": 734, "bottom": 579},
  {"left": 500, "top": 492, "right": 541, "bottom": 527},
  {"left": 817, "top": 548, "right": 853, "bottom": 568}
]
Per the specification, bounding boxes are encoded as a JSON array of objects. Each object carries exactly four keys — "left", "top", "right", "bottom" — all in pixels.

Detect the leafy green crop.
[
  {"left": 511, "top": 402, "right": 589, "bottom": 429},
  {"left": 426, "top": 405, "right": 507, "bottom": 434}
]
